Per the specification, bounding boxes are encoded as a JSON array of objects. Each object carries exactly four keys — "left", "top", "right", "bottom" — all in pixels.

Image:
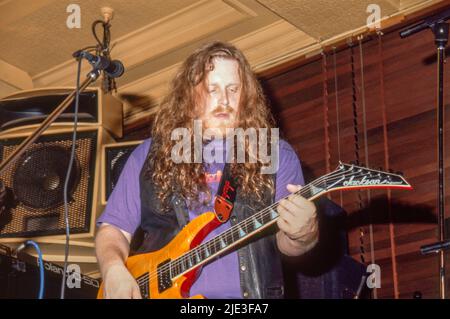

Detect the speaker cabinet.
[
  {"left": 0, "top": 87, "right": 123, "bottom": 138},
  {"left": 0, "top": 125, "right": 113, "bottom": 238},
  {"left": 102, "top": 140, "right": 143, "bottom": 205},
  {"left": 0, "top": 87, "right": 124, "bottom": 276},
  {"left": 0, "top": 127, "right": 113, "bottom": 273}
]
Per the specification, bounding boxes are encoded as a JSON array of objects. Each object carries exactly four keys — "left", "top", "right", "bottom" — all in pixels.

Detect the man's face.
[{"left": 198, "top": 58, "right": 242, "bottom": 137}]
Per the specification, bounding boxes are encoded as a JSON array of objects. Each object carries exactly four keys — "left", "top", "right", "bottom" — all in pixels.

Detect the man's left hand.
[{"left": 276, "top": 184, "right": 318, "bottom": 255}]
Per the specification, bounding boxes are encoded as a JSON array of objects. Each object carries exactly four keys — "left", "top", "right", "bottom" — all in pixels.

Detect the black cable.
[
  {"left": 102, "top": 22, "right": 111, "bottom": 53},
  {"left": 78, "top": 45, "right": 98, "bottom": 53},
  {"left": 60, "top": 56, "right": 83, "bottom": 299},
  {"left": 92, "top": 20, "right": 105, "bottom": 49},
  {"left": 91, "top": 19, "right": 116, "bottom": 93},
  {"left": 350, "top": 44, "right": 366, "bottom": 266}
]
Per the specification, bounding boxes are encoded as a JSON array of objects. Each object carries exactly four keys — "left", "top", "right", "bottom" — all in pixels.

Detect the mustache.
[{"left": 212, "top": 105, "right": 234, "bottom": 115}]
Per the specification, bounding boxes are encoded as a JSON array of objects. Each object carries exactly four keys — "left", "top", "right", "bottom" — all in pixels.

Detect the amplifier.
[{"left": 0, "top": 244, "right": 99, "bottom": 299}]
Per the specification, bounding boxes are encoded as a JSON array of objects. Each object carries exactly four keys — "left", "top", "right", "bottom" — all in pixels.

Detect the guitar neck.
[
  {"left": 169, "top": 163, "right": 411, "bottom": 279},
  {"left": 169, "top": 173, "right": 334, "bottom": 278}
]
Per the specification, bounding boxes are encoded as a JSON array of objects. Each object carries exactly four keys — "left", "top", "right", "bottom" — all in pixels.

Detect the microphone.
[
  {"left": 73, "top": 50, "right": 124, "bottom": 78},
  {"left": 420, "top": 240, "right": 450, "bottom": 255}
]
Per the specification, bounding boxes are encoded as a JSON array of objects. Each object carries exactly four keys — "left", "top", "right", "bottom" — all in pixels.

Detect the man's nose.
[{"left": 218, "top": 90, "right": 230, "bottom": 106}]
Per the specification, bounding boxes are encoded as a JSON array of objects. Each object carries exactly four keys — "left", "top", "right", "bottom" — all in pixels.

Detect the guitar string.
[
  {"left": 136, "top": 170, "right": 405, "bottom": 287},
  {"left": 135, "top": 168, "right": 356, "bottom": 286},
  {"left": 136, "top": 169, "right": 405, "bottom": 286},
  {"left": 169, "top": 170, "right": 375, "bottom": 272},
  {"left": 136, "top": 168, "right": 402, "bottom": 286}
]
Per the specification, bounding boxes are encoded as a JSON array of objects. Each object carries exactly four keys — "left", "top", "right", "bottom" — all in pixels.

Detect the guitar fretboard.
[
  {"left": 167, "top": 172, "right": 338, "bottom": 278},
  {"left": 149, "top": 162, "right": 411, "bottom": 294}
]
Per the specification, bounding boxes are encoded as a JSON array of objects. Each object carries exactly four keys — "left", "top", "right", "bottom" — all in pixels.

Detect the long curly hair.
[{"left": 144, "top": 41, "right": 276, "bottom": 210}]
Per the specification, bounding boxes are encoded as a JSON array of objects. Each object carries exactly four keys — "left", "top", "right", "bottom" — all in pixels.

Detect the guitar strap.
[
  {"left": 214, "top": 163, "right": 238, "bottom": 223},
  {"left": 171, "top": 193, "right": 189, "bottom": 229},
  {"left": 171, "top": 162, "right": 239, "bottom": 228}
]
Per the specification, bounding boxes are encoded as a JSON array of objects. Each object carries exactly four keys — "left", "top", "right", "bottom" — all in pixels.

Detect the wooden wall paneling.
[{"left": 262, "top": 23, "right": 450, "bottom": 298}]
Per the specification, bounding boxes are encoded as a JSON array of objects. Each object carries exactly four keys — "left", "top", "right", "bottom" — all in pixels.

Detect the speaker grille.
[
  {"left": 13, "top": 145, "right": 81, "bottom": 209},
  {"left": 105, "top": 142, "right": 140, "bottom": 202},
  {"left": 0, "top": 130, "right": 97, "bottom": 238}
]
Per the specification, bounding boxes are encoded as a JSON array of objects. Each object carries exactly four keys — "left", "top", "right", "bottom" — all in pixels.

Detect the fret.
[
  {"left": 261, "top": 209, "right": 272, "bottom": 224},
  {"left": 194, "top": 249, "right": 201, "bottom": 263},
  {"left": 237, "top": 225, "right": 246, "bottom": 238},
  {"left": 178, "top": 260, "right": 183, "bottom": 276},
  {"left": 219, "top": 236, "right": 227, "bottom": 249},
  {"left": 187, "top": 255, "right": 193, "bottom": 268},
  {"left": 177, "top": 255, "right": 193, "bottom": 274},
  {"left": 245, "top": 218, "right": 255, "bottom": 232},
  {"left": 206, "top": 238, "right": 217, "bottom": 258},
  {"left": 300, "top": 187, "right": 311, "bottom": 199},
  {"left": 268, "top": 207, "right": 278, "bottom": 220},
  {"left": 197, "top": 245, "right": 206, "bottom": 261},
  {"left": 203, "top": 245, "right": 210, "bottom": 258},
  {"left": 212, "top": 237, "right": 221, "bottom": 252},
  {"left": 229, "top": 228, "right": 235, "bottom": 243},
  {"left": 171, "top": 262, "right": 178, "bottom": 277},
  {"left": 169, "top": 262, "right": 174, "bottom": 279},
  {"left": 256, "top": 212, "right": 266, "bottom": 227},
  {"left": 177, "top": 262, "right": 182, "bottom": 276},
  {"left": 242, "top": 219, "right": 252, "bottom": 233},
  {"left": 178, "top": 260, "right": 185, "bottom": 275},
  {"left": 183, "top": 255, "right": 189, "bottom": 271},
  {"left": 307, "top": 184, "right": 324, "bottom": 198},
  {"left": 253, "top": 215, "right": 263, "bottom": 229}
]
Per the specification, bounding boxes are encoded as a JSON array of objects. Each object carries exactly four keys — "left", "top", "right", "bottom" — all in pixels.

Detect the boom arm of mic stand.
[{"left": 0, "top": 71, "right": 99, "bottom": 176}]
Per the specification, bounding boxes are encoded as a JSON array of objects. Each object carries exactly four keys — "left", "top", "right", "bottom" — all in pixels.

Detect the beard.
[{"left": 202, "top": 105, "right": 237, "bottom": 137}]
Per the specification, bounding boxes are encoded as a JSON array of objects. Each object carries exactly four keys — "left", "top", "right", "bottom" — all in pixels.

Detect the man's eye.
[{"left": 229, "top": 87, "right": 238, "bottom": 93}]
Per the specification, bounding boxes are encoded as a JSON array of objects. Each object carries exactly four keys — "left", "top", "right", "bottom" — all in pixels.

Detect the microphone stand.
[
  {"left": 400, "top": 9, "right": 450, "bottom": 299},
  {"left": 0, "top": 59, "right": 101, "bottom": 176}
]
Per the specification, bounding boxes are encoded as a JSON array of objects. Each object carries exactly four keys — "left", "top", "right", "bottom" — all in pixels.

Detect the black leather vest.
[{"left": 137, "top": 146, "right": 285, "bottom": 299}]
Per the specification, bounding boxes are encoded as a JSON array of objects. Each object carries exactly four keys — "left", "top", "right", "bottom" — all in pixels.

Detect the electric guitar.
[{"left": 97, "top": 162, "right": 412, "bottom": 299}]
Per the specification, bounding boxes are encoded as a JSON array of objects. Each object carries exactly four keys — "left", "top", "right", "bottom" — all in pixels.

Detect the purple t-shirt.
[{"left": 97, "top": 138, "right": 304, "bottom": 298}]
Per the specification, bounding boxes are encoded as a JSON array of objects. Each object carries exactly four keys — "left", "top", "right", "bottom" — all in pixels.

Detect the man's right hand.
[{"left": 102, "top": 263, "right": 142, "bottom": 299}]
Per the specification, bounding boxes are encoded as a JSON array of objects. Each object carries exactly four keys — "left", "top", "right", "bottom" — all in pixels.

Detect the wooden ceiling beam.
[{"left": 0, "top": 58, "right": 33, "bottom": 92}]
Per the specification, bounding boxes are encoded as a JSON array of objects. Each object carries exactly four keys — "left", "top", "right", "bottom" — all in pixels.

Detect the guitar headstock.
[{"left": 322, "top": 162, "right": 412, "bottom": 193}]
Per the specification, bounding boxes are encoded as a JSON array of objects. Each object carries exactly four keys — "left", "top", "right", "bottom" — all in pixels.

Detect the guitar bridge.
[{"left": 157, "top": 259, "right": 173, "bottom": 293}]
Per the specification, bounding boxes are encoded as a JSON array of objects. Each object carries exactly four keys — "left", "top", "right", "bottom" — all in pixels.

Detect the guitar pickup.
[
  {"left": 136, "top": 273, "right": 150, "bottom": 299},
  {"left": 157, "top": 259, "right": 173, "bottom": 293}
]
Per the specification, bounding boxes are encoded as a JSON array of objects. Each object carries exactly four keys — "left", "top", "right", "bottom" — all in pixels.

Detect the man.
[{"left": 95, "top": 41, "right": 319, "bottom": 299}]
